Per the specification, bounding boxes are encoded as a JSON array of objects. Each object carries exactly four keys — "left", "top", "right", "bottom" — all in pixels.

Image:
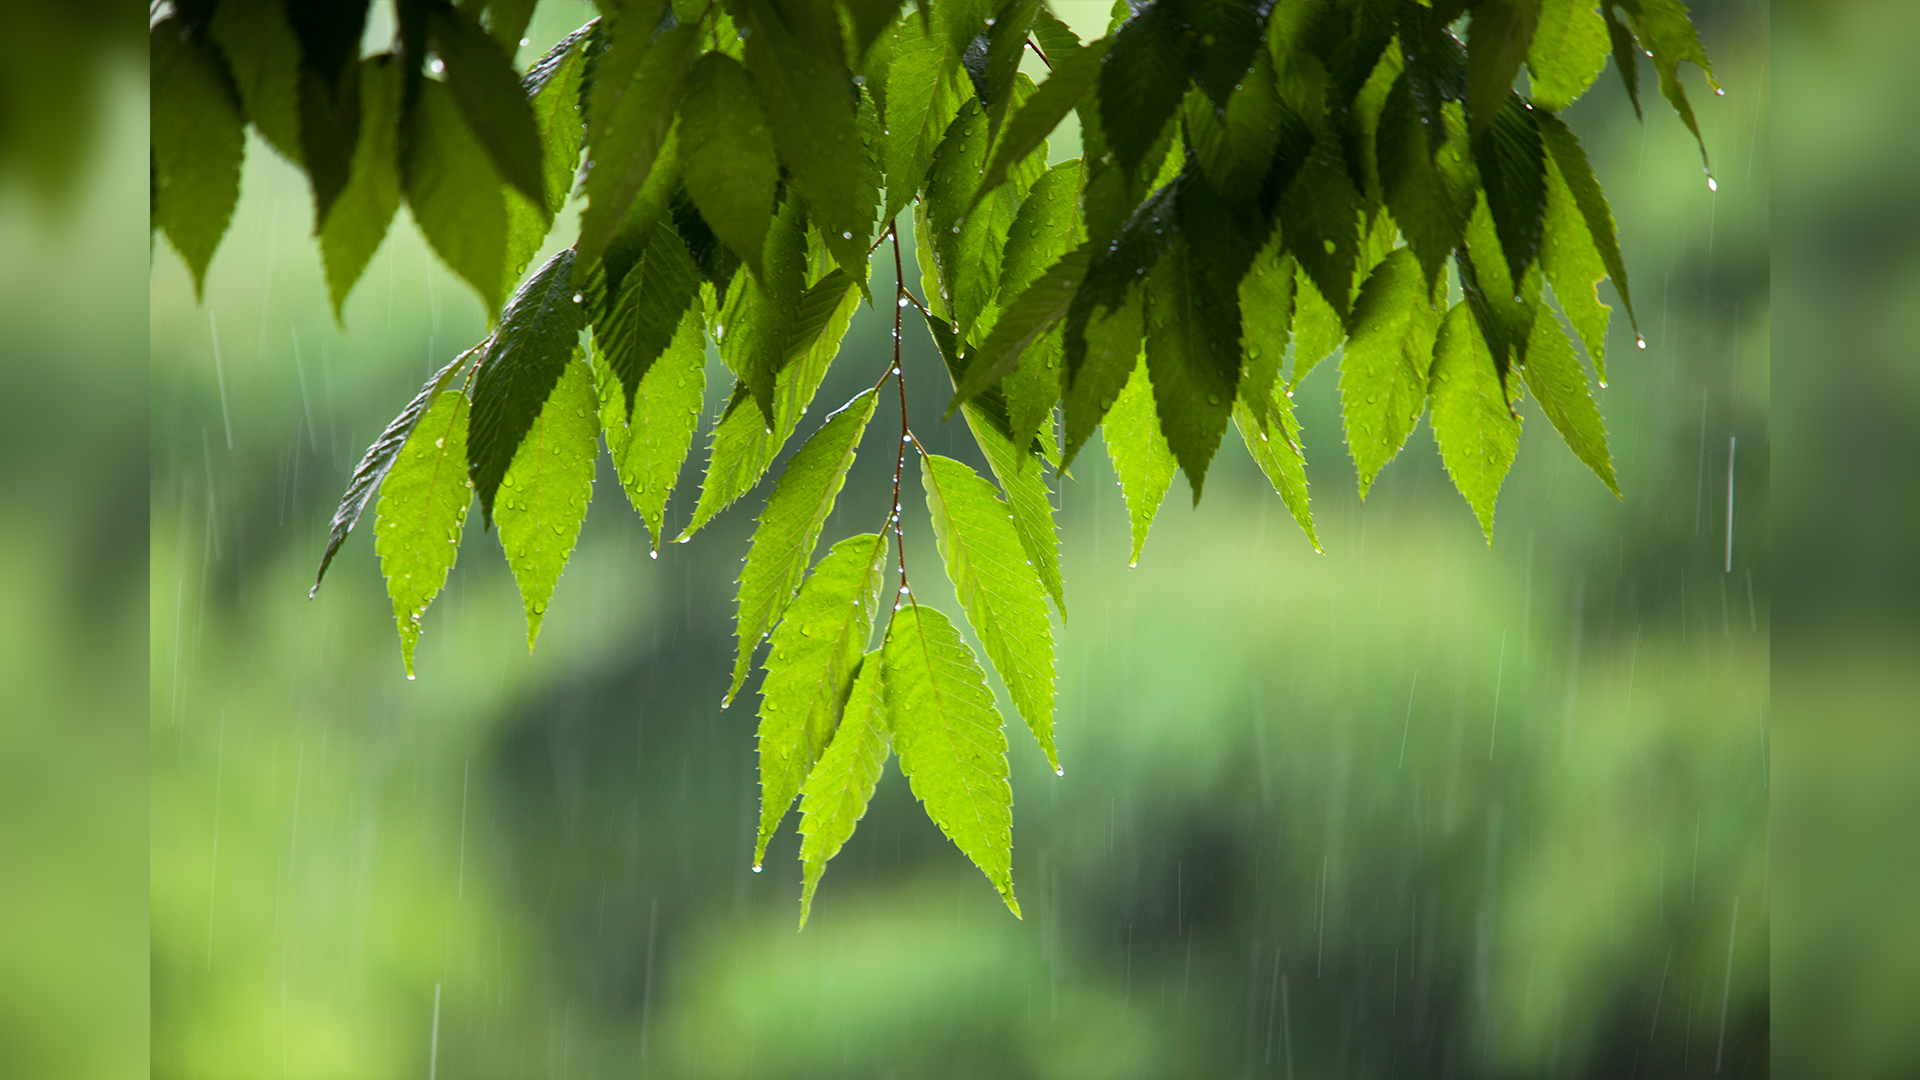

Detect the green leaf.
[
  {"left": 1144, "top": 236, "right": 1240, "bottom": 501},
  {"left": 962, "top": 407, "right": 1066, "bottom": 617},
  {"left": 742, "top": 5, "right": 877, "bottom": 283},
  {"left": 677, "top": 53, "right": 779, "bottom": 280},
  {"left": 1287, "top": 264, "right": 1344, "bottom": 391},
  {"left": 1185, "top": 50, "right": 1281, "bottom": 206},
  {"left": 1521, "top": 310, "right": 1618, "bottom": 495},
  {"left": 1428, "top": 301, "right": 1521, "bottom": 541},
  {"left": 974, "top": 37, "right": 1107, "bottom": 209},
  {"left": 949, "top": 246, "right": 1090, "bottom": 416},
  {"left": 1538, "top": 110, "right": 1635, "bottom": 367},
  {"left": 1526, "top": 0, "right": 1610, "bottom": 112},
  {"left": 882, "top": 16, "right": 968, "bottom": 220},
  {"left": 313, "top": 350, "right": 474, "bottom": 594},
  {"left": 926, "top": 99, "right": 1046, "bottom": 347},
  {"left": 482, "top": 0, "right": 539, "bottom": 51},
  {"left": 597, "top": 128, "right": 686, "bottom": 303},
  {"left": 755, "top": 532, "right": 890, "bottom": 866},
  {"left": 730, "top": 389, "right": 880, "bottom": 704},
  {"left": 522, "top": 22, "right": 593, "bottom": 216},
  {"left": 496, "top": 357, "right": 599, "bottom": 649},
  {"left": 469, "top": 250, "right": 590, "bottom": 524},
  {"left": 404, "top": 76, "right": 511, "bottom": 314},
  {"left": 1472, "top": 92, "right": 1548, "bottom": 290},
  {"left": 1186, "top": 0, "right": 1262, "bottom": 105},
  {"left": 594, "top": 305, "right": 707, "bottom": 548},
  {"left": 1238, "top": 233, "right": 1294, "bottom": 432},
  {"left": 1233, "top": 393, "right": 1320, "bottom": 552},
  {"left": 428, "top": 4, "right": 549, "bottom": 210},
  {"left": 295, "top": 18, "right": 371, "bottom": 229},
  {"left": 1339, "top": 247, "right": 1442, "bottom": 497},
  {"left": 314, "top": 57, "right": 403, "bottom": 321},
  {"left": 1459, "top": 194, "right": 1541, "bottom": 379},
  {"left": 577, "top": 24, "right": 700, "bottom": 271},
  {"left": 1464, "top": 0, "right": 1540, "bottom": 138},
  {"left": 797, "top": 649, "right": 891, "bottom": 927},
  {"left": 1103, "top": 354, "right": 1176, "bottom": 566},
  {"left": 920, "top": 455, "right": 1058, "bottom": 771},
  {"left": 374, "top": 390, "right": 472, "bottom": 677},
  {"left": 681, "top": 275, "right": 862, "bottom": 540},
  {"left": 594, "top": 220, "right": 703, "bottom": 414},
  {"left": 208, "top": 0, "right": 304, "bottom": 163},
  {"left": 1602, "top": 4, "right": 1644, "bottom": 120},
  {"left": 882, "top": 602, "right": 1021, "bottom": 917},
  {"left": 981, "top": 0, "right": 1038, "bottom": 150},
  {"left": 1099, "top": 1, "right": 1189, "bottom": 179},
  {"left": 1278, "top": 141, "right": 1363, "bottom": 323},
  {"left": 1378, "top": 77, "right": 1474, "bottom": 287},
  {"left": 845, "top": 0, "right": 908, "bottom": 61},
  {"left": 151, "top": 18, "right": 245, "bottom": 299},
  {"left": 1619, "top": 0, "right": 1719, "bottom": 170},
  {"left": 718, "top": 196, "right": 812, "bottom": 424},
  {"left": 1062, "top": 286, "right": 1145, "bottom": 469}
]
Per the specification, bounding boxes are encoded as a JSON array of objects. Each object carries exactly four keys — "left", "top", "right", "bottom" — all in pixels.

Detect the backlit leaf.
[
  {"left": 882, "top": 16, "right": 968, "bottom": 220},
  {"left": 1234, "top": 392, "right": 1320, "bottom": 552},
  {"left": 1527, "top": 0, "right": 1609, "bottom": 112},
  {"left": 1472, "top": 92, "right": 1547, "bottom": 289},
  {"left": 1103, "top": 355, "right": 1176, "bottom": 567},
  {"left": 469, "top": 249, "right": 590, "bottom": 524},
  {"left": 374, "top": 390, "right": 471, "bottom": 677},
  {"left": 797, "top": 649, "right": 890, "bottom": 927},
  {"left": 729, "top": 388, "right": 880, "bottom": 705},
  {"left": 577, "top": 24, "right": 699, "bottom": 271},
  {"left": 1339, "top": 247, "right": 1442, "bottom": 496},
  {"left": 949, "top": 246, "right": 1090, "bottom": 415},
  {"left": 1428, "top": 301, "right": 1520, "bottom": 541},
  {"left": 755, "top": 532, "right": 889, "bottom": 865},
  {"left": 1378, "top": 77, "right": 1473, "bottom": 287},
  {"left": 1464, "top": 0, "right": 1540, "bottom": 138},
  {"left": 152, "top": 18, "right": 245, "bottom": 299},
  {"left": 594, "top": 220, "right": 703, "bottom": 413},
  {"left": 495, "top": 357, "right": 599, "bottom": 650},
  {"left": 1238, "top": 232, "right": 1294, "bottom": 432},
  {"left": 963, "top": 406, "right": 1065, "bottom": 618},
  {"left": 679, "top": 53, "right": 779, "bottom": 279},
  {"left": 593, "top": 306, "right": 707, "bottom": 548},
  {"left": 1619, "top": 0, "right": 1719, "bottom": 169},
  {"left": 1521, "top": 310, "right": 1618, "bottom": 496},
  {"left": 981, "top": 0, "right": 1038, "bottom": 149},
  {"left": 1278, "top": 141, "right": 1363, "bottom": 322},
  {"left": 1538, "top": 110, "right": 1635, "bottom": 368},
  {"left": 921, "top": 454, "right": 1057, "bottom": 771},
  {"left": 1287, "top": 265, "right": 1344, "bottom": 391},
  {"left": 1062, "top": 287, "right": 1145, "bottom": 468},
  {"left": 974, "top": 37, "right": 1107, "bottom": 209},
  {"left": 404, "top": 76, "right": 511, "bottom": 314},
  {"left": 882, "top": 602, "right": 1020, "bottom": 916}
]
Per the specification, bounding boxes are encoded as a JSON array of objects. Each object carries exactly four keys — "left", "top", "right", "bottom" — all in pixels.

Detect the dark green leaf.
[
  {"left": 678, "top": 53, "right": 780, "bottom": 280},
  {"left": 295, "top": 17, "right": 370, "bottom": 226},
  {"left": 313, "top": 348, "right": 474, "bottom": 595},
  {"left": 882, "top": 16, "right": 968, "bottom": 220},
  {"left": 1472, "top": 92, "right": 1547, "bottom": 288},
  {"left": 1338, "top": 247, "right": 1441, "bottom": 496},
  {"left": 317, "top": 57, "right": 403, "bottom": 320},
  {"left": 981, "top": 0, "right": 1038, "bottom": 149},
  {"left": 1237, "top": 232, "right": 1294, "bottom": 432},
  {"left": 1395, "top": 0, "right": 1468, "bottom": 151},
  {"left": 973, "top": 36, "right": 1107, "bottom": 210},
  {"left": 730, "top": 388, "right": 880, "bottom": 704},
  {"left": 1278, "top": 140, "right": 1363, "bottom": 322},
  {"left": 496, "top": 356, "right": 599, "bottom": 650},
  {"left": 1602, "top": 4, "right": 1643, "bottom": 120},
  {"left": 1062, "top": 286, "right": 1145, "bottom": 468},
  {"left": 595, "top": 220, "right": 703, "bottom": 413},
  {"left": 719, "top": 196, "right": 810, "bottom": 425},
  {"left": 152, "top": 18, "right": 245, "bottom": 299},
  {"left": 429, "top": 4, "right": 549, "bottom": 209},
  {"left": 797, "top": 649, "right": 890, "bottom": 927},
  {"left": 1103, "top": 354, "right": 1176, "bottom": 565},
  {"left": 374, "top": 389, "right": 472, "bottom": 677},
  {"left": 1143, "top": 234, "right": 1241, "bottom": 501},
  {"left": 754, "top": 530, "right": 889, "bottom": 865},
  {"left": 577, "top": 24, "right": 700, "bottom": 271},
  {"left": 1186, "top": 48, "right": 1281, "bottom": 206},
  {"left": 924, "top": 311, "right": 1025, "bottom": 454},
  {"left": 1620, "top": 0, "right": 1720, "bottom": 169},
  {"left": 1526, "top": 0, "right": 1609, "bottom": 112},
  {"left": 1099, "top": 2, "right": 1189, "bottom": 178},
  {"left": 404, "top": 76, "right": 511, "bottom": 314},
  {"left": 921, "top": 454, "right": 1058, "bottom": 772},
  {"left": 208, "top": 0, "right": 304, "bottom": 163},
  {"left": 1428, "top": 300, "right": 1520, "bottom": 541},
  {"left": 948, "top": 247, "right": 1091, "bottom": 415},
  {"left": 1234, "top": 392, "right": 1320, "bottom": 552},
  {"left": 845, "top": 0, "right": 909, "bottom": 60},
  {"left": 1377, "top": 74, "right": 1473, "bottom": 287},
  {"left": 742, "top": 4, "right": 877, "bottom": 282},
  {"left": 469, "top": 249, "right": 590, "bottom": 524},
  {"left": 882, "top": 602, "right": 1021, "bottom": 917},
  {"left": 1185, "top": 0, "right": 1262, "bottom": 106},
  {"left": 1065, "top": 176, "right": 1180, "bottom": 380},
  {"left": 1538, "top": 109, "right": 1635, "bottom": 362},
  {"left": 593, "top": 306, "right": 707, "bottom": 548},
  {"left": 1521, "top": 310, "right": 1618, "bottom": 495},
  {"left": 1464, "top": 0, "right": 1540, "bottom": 138},
  {"left": 483, "top": 0, "right": 539, "bottom": 51}
]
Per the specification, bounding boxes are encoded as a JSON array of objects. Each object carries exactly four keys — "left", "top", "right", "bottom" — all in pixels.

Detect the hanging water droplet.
[
  {"left": 1636, "top": 335, "right": 1648, "bottom": 350},
  {"left": 1597, "top": 379, "right": 1608, "bottom": 389},
  {"left": 751, "top": 864, "right": 762, "bottom": 873},
  {"left": 407, "top": 672, "right": 417, "bottom": 681},
  {"left": 573, "top": 292, "right": 584, "bottom": 303},
  {"left": 898, "top": 297, "right": 910, "bottom": 308},
  {"left": 1706, "top": 174, "right": 1718, "bottom": 192},
  {"left": 429, "top": 58, "right": 445, "bottom": 74},
  {"left": 1054, "top": 767, "right": 1064, "bottom": 776},
  {"left": 649, "top": 549, "right": 658, "bottom": 560},
  {"left": 843, "top": 232, "right": 854, "bottom": 240}
]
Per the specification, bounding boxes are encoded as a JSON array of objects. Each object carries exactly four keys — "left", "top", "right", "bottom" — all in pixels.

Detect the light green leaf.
[
  {"left": 1238, "top": 233, "right": 1294, "bottom": 432},
  {"left": 1287, "top": 265, "right": 1344, "bottom": 391},
  {"left": 1527, "top": 0, "right": 1610, "bottom": 112},
  {"left": 496, "top": 357, "right": 599, "bottom": 650},
  {"left": 973, "top": 36, "right": 1108, "bottom": 209},
  {"left": 798, "top": 649, "right": 891, "bottom": 927},
  {"left": 594, "top": 307, "right": 707, "bottom": 548},
  {"left": 152, "top": 17, "right": 245, "bottom": 299},
  {"left": 681, "top": 274, "right": 861, "bottom": 539},
  {"left": 718, "top": 196, "right": 809, "bottom": 425},
  {"left": 926, "top": 99, "right": 1043, "bottom": 347},
  {"left": 882, "top": 16, "right": 967, "bottom": 220},
  {"left": 678, "top": 52, "right": 779, "bottom": 280},
  {"left": 1234, "top": 394, "right": 1320, "bottom": 553},
  {"left": 505, "top": 23, "right": 592, "bottom": 282},
  {"left": 1540, "top": 130, "right": 1613, "bottom": 385},
  {"left": 756, "top": 532, "right": 889, "bottom": 867},
  {"left": 1428, "top": 302, "right": 1521, "bottom": 541},
  {"left": 595, "top": 220, "right": 703, "bottom": 412},
  {"left": 963, "top": 406, "right": 1065, "bottom": 618},
  {"left": 318, "top": 56, "right": 403, "bottom": 321},
  {"left": 1620, "top": 0, "right": 1719, "bottom": 169},
  {"left": 208, "top": 0, "right": 303, "bottom": 163},
  {"left": 948, "top": 246, "right": 1091, "bottom": 416},
  {"left": 1104, "top": 355, "right": 1176, "bottom": 567},
  {"left": 404, "top": 76, "right": 510, "bottom": 314},
  {"left": 729, "top": 388, "right": 880, "bottom": 704},
  {"left": 1538, "top": 110, "right": 1635, "bottom": 371},
  {"left": 1339, "top": 247, "right": 1443, "bottom": 497},
  {"left": 921, "top": 454, "right": 1057, "bottom": 771},
  {"left": 882, "top": 602, "right": 1021, "bottom": 917},
  {"left": 374, "top": 390, "right": 472, "bottom": 677},
  {"left": 577, "top": 24, "right": 700, "bottom": 271},
  {"left": 469, "top": 249, "right": 590, "bottom": 521},
  {"left": 1521, "top": 311, "right": 1619, "bottom": 496}
]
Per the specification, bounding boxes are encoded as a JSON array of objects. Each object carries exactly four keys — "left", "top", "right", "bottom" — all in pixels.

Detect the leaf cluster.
[{"left": 154, "top": 0, "right": 1715, "bottom": 920}]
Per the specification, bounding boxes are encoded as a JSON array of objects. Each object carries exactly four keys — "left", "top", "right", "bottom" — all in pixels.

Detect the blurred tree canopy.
[{"left": 149, "top": 0, "right": 1714, "bottom": 920}]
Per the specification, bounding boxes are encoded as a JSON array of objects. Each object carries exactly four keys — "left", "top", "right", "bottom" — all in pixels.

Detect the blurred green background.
[{"left": 138, "top": 2, "right": 1774, "bottom": 1077}]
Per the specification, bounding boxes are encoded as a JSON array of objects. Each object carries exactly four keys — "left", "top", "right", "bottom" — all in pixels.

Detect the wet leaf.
[
  {"left": 374, "top": 390, "right": 471, "bottom": 677},
  {"left": 496, "top": 357, "right": 599, "bottom": 650},
  {"left": 798, "top": 649, "right": 890, "bottom": 927},
  {"left": 1428, "top": 301, "right": 1520, "bottom": 541}
]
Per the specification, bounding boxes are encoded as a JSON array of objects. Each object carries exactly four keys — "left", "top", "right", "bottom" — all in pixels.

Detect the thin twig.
[
  {"left": 887, "top": 223, "right": 914, "bottom": 596},
  {"left": 1026, "top": 36, "right": 1053, "bottom": 70}
]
